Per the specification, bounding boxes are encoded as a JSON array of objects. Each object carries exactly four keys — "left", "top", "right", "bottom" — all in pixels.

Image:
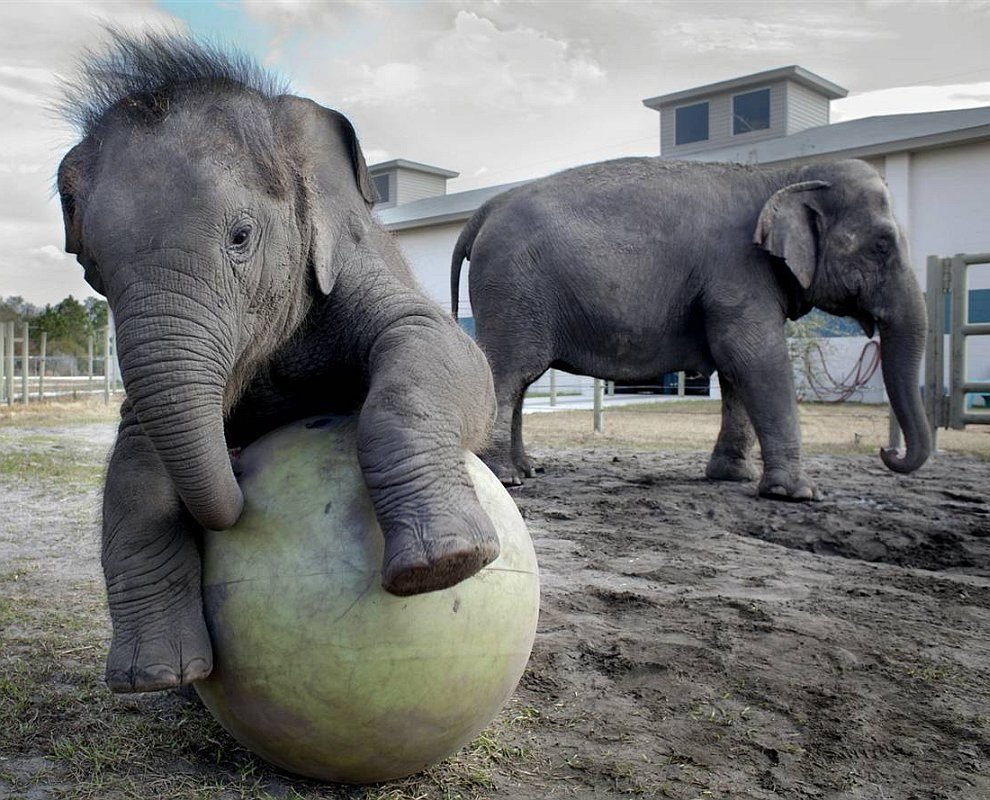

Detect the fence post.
[
  {"left": 20, "top": 322, "right": 29, "bottom": 406},
  {"left": 924, "top": 255, "right": 947, "bottom": 451},
  {"left": 104, "top": 327, "right": 112, "bottom": 404},
  {"left": 677, "top": 371, "right": 686, "bottom": 396},
  {"left": 549, "top": 369, "right": 557, "bottom": 407},
  {"left": 0, "top": 322, "right": 5, "bottom": 404},
  {"left": 949, "top": 254, "right": 968, "bottom": 429},
  {"left": 87, "top": 334, "right": 94, "bottom": 390},
  {"left": 593, "top": 378, "right": 604, "bottom": 433},
  {"left": 38, "top": 331, "right": 47, "bottom": 401},
  {"left": 4, "top": 321, "right": 13, "bottom": 406}
]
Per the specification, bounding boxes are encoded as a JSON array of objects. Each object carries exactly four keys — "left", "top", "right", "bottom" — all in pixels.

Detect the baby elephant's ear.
[
  {"left": 753, "top": 180, "right": 830, "bottom": 291},
  {"left": 56, "top": 143, "right": 105, "bottom": 295},
  {"left": 274, "top": 96, "right": 376, "bottom": 295}
]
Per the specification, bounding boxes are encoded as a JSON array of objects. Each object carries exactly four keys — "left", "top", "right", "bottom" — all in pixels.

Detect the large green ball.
[{"left": 195, "top": 416, "right": 540, "bottom": 784}]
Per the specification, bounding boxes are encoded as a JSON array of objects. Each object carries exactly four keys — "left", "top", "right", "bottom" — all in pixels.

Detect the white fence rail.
[{"left": 0, "top": 321, "right": 123, "bottom": 406}]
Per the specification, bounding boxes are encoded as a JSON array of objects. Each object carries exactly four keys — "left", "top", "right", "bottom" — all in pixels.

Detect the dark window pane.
[
  {"left": 733, "top": 88, "right": 771, "bottom": 135},
  {"left": 372, "top": 174, "right": 390, "bottom": 204},
  {"left": 675, "top": 102, "right": 709, "bottom": 145}
]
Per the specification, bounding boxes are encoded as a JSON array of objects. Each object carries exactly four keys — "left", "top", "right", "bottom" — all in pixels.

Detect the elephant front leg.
[
  {"left": 706, "top": 372, "right": 759, "bottom": 482},
  {"left": 102, "top": 411, "right": 213, "bottom": 692},
  {"left": 357, "top": 323, "right": 501, "bottom": 596},
  {"left": 712, "top": 328, "right": 819, "bottom": 501}
]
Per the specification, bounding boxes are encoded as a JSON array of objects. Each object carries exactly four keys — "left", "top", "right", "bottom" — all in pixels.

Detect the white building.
[{"left": 375, "top": 66, "right": 990, "bottom": 401}]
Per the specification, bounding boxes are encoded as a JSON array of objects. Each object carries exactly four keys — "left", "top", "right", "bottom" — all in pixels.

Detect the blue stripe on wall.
[{"left": 457, "top": 317, "right": 476, "bottom": 338}]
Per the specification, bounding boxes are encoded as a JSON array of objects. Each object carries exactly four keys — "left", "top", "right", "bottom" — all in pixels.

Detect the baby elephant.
[
  {"left": 57, "top": 32, "right": 498, "bottom": 693},
  {"left": 451, "top": 157, "right": 931, "bottom": 497}
]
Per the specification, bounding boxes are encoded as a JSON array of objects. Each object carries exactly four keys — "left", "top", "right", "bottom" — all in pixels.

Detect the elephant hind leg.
[
  {"left": 482, "top": 367, "right": 544, "bottom": 485},
  {"left": 706, "top": 372, "right": 760, "bottom": 482},
  {"left": 510, "top": 397, "right": 538, "bottom": 478}
]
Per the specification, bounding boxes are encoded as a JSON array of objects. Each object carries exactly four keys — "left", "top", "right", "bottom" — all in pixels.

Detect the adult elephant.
[
  {"left": 450, "top": 157, "right": 930, "bottom": 496},
  {"left": 57, "top": 32, "right": 498, "bottom": 693}
]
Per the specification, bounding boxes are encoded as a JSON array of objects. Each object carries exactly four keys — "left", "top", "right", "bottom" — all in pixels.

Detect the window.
[
  {"left": 371, "top": 174, "right": 390, "bottom": 204},
  {"left": 733, "top": 88, "right": 771, "bottom": 135},
  {"left": 675, "top": 102, "right": 709, "bottom": 145}
]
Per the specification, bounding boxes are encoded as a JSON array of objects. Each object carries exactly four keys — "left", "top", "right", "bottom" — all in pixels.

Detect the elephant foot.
[
  {"left": 104, "top": 597, "right": 213, "bottom": 693},
  {"left": 516, "top": 452, "right": 539, "bottom": 479},
  {"left": 381, "top": 500, "right": 500, "bottom": 596},
  {"left": 758, "top": 467, "right": 821, "bottom": 502},
  {"left": 482, "top": 451, "right": 528, "bottom": 486},
  {"left": 706, "top": 452, "right": 759, "bottom": 482}
]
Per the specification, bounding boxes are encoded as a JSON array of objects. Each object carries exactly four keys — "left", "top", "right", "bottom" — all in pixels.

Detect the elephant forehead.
[{"left": 93, "top": 94, "right": 291, "bottom": 201}]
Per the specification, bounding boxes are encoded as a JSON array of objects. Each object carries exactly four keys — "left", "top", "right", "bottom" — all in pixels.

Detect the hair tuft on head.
[{"left": 59, "top": 27, "right": 290, "bottom": 134}]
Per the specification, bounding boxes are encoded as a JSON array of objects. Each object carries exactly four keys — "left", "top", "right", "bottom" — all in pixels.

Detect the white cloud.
[
  {"left": 333, "top": 10, "right": 605, "bottom": 113},
  {"left": 668, "top": 15, "right": 897, "bottom": 55},
  {"left": 345, "top": 61, "right": 425, "bottom": 107},
  {"left": 361, "top": 148, "right": 391, "bottom": 165},
  {"left": 30, "top": 245, "right": 72, "bottom": 263},
  {"left": 832, "top": 82, "right": 990, "bottom": 122}
]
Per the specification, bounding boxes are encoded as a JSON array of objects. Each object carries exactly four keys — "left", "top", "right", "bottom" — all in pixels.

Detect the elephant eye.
[
  {"left": 229, "top": 223, "right": 252, "bottom": 248},
  {"left": 875, "top": 236, "right": 891, "bottom": 256}
]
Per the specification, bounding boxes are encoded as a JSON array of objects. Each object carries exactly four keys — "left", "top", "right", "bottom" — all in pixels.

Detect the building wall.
[
  {"left": 391, "top": 220, "right": 466, "bottom": 313},
  {"left": 906, "top": 143, "right": 990, "bottom": 269},
  {"left": 784, "top": 80, "right": 831, "bottom": 134},
  {"left": 395, "top": 170, "right": 448, "bottom": 205},
  {"left": 660, "top": 82, "right": 787, "bottom": 157},
  {"left": 904, "top": 142, "right": 990, "bottom": 386}
]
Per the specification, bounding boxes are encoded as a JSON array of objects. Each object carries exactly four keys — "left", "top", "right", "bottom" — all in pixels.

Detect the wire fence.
[{"left": 0, "top": 321, "right": 123, "bottom": 406}]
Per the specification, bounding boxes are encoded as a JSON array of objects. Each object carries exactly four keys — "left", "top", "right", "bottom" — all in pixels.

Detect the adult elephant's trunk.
[
  {"left": 877, "top": 271, "right": 932, "bottom": 474},
  {"left": 113, "top": 295, "right": 244, "bottom": 531}
]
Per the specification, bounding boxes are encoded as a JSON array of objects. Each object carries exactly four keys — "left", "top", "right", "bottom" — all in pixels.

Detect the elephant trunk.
[
  {"left": 877, "top": 271, "right": 932, "bottom": 474},
  {"left": 114, "top": 298, "right": 244, "bottom": 531}
]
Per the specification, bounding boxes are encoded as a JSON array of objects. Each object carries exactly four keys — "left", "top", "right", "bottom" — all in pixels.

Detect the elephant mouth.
[{"left": 856, "top": 313, "right": 877, "bottom": 339}]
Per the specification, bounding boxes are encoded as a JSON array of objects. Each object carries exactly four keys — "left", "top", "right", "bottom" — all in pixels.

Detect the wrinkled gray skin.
[
  {"left": 451, "top": 157, "right": 931, "bottom": 496},
  {"left": 57, "top": 34, "right": 498, "bottom": 693}
]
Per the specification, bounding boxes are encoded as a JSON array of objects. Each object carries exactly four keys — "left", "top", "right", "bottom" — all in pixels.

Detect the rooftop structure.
[{"left": 642, "top": 65, "right": 848, "bottom": 157}]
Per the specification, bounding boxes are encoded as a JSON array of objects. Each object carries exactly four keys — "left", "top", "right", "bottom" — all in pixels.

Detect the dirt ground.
[{"left": 1, "top": 402, "right": 988, "bottom": 799}]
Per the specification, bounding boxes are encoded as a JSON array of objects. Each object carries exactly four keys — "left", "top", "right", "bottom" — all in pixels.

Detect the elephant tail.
[{"left": 450, "top": 205, "right": 491, "bottom": 319}]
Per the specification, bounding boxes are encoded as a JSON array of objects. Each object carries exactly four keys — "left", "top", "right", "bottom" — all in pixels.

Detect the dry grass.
[
  {"left": 3, "top": 396, "right": 987, "bottom": 459},
  {"left": 0, "top": 396, "right": 122, "bottom": 427},
  {"left": 524, "top": 399, "right": 990, "bottom": 460}
]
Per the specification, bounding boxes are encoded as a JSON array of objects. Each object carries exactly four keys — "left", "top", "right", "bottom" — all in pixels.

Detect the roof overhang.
[
  {"left": 368, "top": 158, "right": 460, "bottom": 179},
  {"left": 643, "top": 65, "right": 848, "bottom": 110}
]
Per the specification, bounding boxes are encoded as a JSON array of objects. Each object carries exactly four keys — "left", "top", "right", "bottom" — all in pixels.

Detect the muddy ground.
[{"left": 1, "top": 412, "right": 988, "bottom": 799}]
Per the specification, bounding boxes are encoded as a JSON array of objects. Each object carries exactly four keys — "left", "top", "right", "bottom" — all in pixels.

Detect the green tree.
[
  {"left": 34, "top": 296, "right": 92, "bottom": 358},
  {"left": 84, "top": 296, "right": 109, "bottom": 334},
  {"left": 0, "top": 296, "right": 40, "bottom": 325}
]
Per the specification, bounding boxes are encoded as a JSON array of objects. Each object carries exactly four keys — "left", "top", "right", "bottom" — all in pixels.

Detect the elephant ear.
[
  {"left": 275, "top": 95, "right": 377, "bottom": 296},
  {"left": 56, "top": 143, "right": 106, "bottom": 295},
  {"left": 753, "top": 180, "right": 830, "bottom": 291}
]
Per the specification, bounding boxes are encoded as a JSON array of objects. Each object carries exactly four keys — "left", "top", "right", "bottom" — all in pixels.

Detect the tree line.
[{"left": 0, "top": 295, "right": 110, "bottom": 359}]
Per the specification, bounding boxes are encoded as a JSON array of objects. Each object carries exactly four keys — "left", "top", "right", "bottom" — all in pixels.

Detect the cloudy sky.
[{"left": 2, "top": 0, "right": 989, "bottom": 306}]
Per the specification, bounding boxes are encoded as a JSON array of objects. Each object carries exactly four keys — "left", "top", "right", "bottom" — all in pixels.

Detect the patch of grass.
[
  {"left": 0, "top": 397, "right": 121, "bottom": 428},
  {"left": 0, "top": 444, "right": 106, "bottom": 487}
]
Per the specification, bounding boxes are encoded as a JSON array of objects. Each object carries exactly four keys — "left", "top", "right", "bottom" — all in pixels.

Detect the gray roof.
[
  {"left": 673, "top": 106, "right": 990, "bottom": 165},
  {"left": 377, "top": 107, "right": 990, "bottom": 230},
  {"left": 643, "top": 65, "right": 847, "bottom": 109},
  {"left": 368, "top": 158, "right": 459, "bottom": 178},
  {"left": 375, "top": 179, "right": 529, "bottom": 231}
]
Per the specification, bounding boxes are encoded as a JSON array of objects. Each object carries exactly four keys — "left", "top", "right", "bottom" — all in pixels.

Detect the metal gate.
[{"left": 924, "top": 252, "right": 990, "bottom": 437}]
